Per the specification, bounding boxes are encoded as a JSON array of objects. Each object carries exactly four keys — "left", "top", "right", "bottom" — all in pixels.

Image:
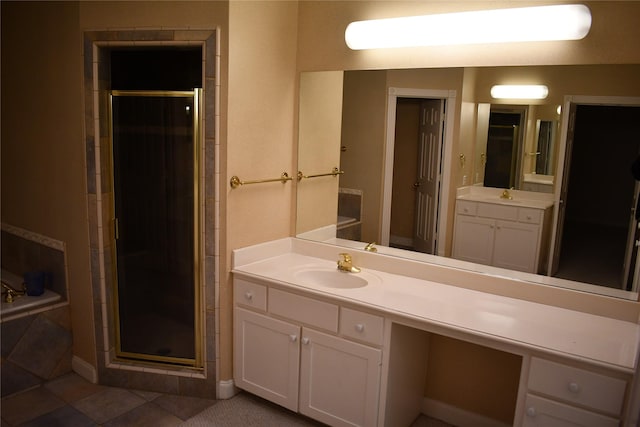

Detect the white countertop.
[
  {"left": 456, "top": 186, "right": 555, "bottom": 209},
  {"left": 233, "top": 239, "right": 639, "bottom": 372}
]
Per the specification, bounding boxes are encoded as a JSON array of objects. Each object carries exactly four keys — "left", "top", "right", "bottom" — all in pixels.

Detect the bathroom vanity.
[
  {"left": 452, "top": 187, "right": 554, "bottom": 274},
  {"left": 232, "top": 238, "right": 639, "bottom": 427}
]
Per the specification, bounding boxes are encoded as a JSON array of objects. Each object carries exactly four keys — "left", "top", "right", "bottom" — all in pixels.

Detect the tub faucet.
[
  {"left": 337, "top": 253, "right": 361, "bottom": 273},
  {"left": 364, "top": 242, "right": 377, "bottom": 252},
  {"left": 500, "top": 189, "right": 513, "bottom": 200},
  {"left": 1, "top": 281, "right": 25, "bottom": 303}
]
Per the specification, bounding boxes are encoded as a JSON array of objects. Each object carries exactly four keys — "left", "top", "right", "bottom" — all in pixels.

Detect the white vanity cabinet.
[
  {"left": 521, "top": 357, "right": 627, "bottom": 427},
  {"left": 232, "top": 240, "right": 640, "bottom": 427},
  {"left": 233, "top": 278, "right": 383, "bottom": 427},
  {"left": 452, "top": 199, "right": 551, "bottom": 273}
]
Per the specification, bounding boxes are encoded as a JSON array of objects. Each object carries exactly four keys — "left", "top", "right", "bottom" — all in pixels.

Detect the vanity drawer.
[
  {"left": 523, "top": 394, "right": 619, "bottom": 427},
  {"left": 234, "top": 279, "right": 267, "bottom": 311},
  {"left": 518, "top": 208, "right": 542, "bottom": 224},
  {"left": 269, "top": 288, "right": 339, "bottom": 333},
  {"left": 339, "top": 307, "right": 384, "bottom": 346},
  {"left": 456, "top": 200, "right": 477, "bottom": 216},
  {"left": 476, "top": 202, "right": 518, "bottom": 221},
  {"left": 527, "top": 358, "right": 626, "bottom": 415}
]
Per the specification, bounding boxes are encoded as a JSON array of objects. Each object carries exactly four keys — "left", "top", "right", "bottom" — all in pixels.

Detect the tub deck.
[{"left": 1, "top": 270, "right": 62, "bottom": 320}]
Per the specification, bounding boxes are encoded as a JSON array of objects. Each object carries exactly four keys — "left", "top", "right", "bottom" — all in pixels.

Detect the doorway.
[
  {"left": 382, "top": 88, "right": 456, "bottom": 257},
  {"left": 390, "top": 98, "right": 445, "bottom": 254},
  {"left": 109, "top": 48, "right": 203, "bottom": 366},
  {"left": 552, "top": 103, "right": 640, "bottom": 291}
]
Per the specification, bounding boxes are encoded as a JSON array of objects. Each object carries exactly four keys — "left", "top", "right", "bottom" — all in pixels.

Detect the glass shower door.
[{"left": 110, "top": 90, "right": 201, "bottom": 366}]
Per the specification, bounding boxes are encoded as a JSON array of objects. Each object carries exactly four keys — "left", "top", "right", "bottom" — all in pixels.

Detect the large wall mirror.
[{"left": 296, "top": 64, "right": 640, "bottom": 301}]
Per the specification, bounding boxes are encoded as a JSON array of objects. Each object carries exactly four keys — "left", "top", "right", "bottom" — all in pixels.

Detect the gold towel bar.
[
  {"left": 230, "top": 172, "right": 292, "bottom": 189},
  {"left": 297, "top": 167, "right": 344, "bottom": 181}
]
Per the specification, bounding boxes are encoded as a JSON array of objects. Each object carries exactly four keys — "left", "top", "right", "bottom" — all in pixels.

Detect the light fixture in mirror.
[
  {"left": 491, "top": 84, "right": 549, "bottom": 100},
  {"left": 345, "top": 4, "right": 591, "bottom": 50},
  {"left": 297, "top": 65, "right": 640, "bottom": 301}
]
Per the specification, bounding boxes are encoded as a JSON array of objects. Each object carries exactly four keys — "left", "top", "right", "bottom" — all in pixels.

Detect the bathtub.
[{"left": 1, "top": 269, "right": 62, "bottom": 320}]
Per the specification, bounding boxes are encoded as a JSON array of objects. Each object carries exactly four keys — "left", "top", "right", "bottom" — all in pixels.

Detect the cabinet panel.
[
  {"left": 269, "top": 288, "right": 339, "bottom": 332},
  {"left": 452, "top": 215, "right": 495, "bottom": 265},
  {"left": 523, "top": 394, "right": 619, "bottom": 427},
  {"left": 528, "top": 358, "right": 626, "bottom": 416},
  {"left": 234, "top": 279, "right": 267, "bottom": 311},
  {"left": 234, "top": 308, "right": 300, "bottom": 411},
  {"left": 477, "top": 202, "right": 518, "bottom": 221},
  {"left": 456, "top": 200, "right": 477, "bottom": 216},
  {"left": 299, "top": 328, "right": 381, "bottom": 427},
  {"left": 518, "top": 208, "right": 542, "bottom": 224},
  {"left": 340, "top": 307, "right": 384, "bottom": 346},
  {"left": 492, "top": 221, "right": 539, "bottom": 272}
]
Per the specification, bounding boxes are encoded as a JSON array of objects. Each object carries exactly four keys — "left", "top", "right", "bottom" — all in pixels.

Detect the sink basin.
[
  {"left": 496, "top": 198, "right": 521, "bottom": 204},
  {"left": 293, "top": 268, "right": 371, "bottom": 289}
]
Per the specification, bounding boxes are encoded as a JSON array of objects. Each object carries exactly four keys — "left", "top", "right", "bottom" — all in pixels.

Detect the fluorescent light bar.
[
  {"left": 490, "top": 85, "right": 549, "bottom": 100},
  {"left": 345, "top": 4, "right": 591, "bottom": 50}
]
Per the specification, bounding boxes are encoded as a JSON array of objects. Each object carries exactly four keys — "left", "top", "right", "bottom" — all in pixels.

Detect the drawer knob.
[
  {"left": 302, "top": 337, "right": 310, "bottom": 345},
  {"left": 526, "top": 407, "right": 537, "bottom": 417},
  {"left": 568, "top": 382, "right": 580, "bottom": 393},
  {"left": 355, "top": 323, "right": 365, "bottom": 333},
  {"left": 244, "top": 292, "right": 253, "bottom": 301},
  {"left": 289, "top": 334, "right": 297, "bottom": 343}
]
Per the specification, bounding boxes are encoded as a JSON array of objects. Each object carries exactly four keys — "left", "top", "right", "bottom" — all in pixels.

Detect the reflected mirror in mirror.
[
  {"left": 297, "top": 64, "right": 640, "bottom": 301},
  {"left": 535, "top": 120, "right": 557, "bottom": 176},
  {"left": 483, "top": 107, "right": 527, "bottom": 190}
]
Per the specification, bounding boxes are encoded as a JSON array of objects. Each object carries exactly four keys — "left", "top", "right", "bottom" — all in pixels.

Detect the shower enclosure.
[{"left": 110, "top": 90, "right": 201, "bottom": 366}]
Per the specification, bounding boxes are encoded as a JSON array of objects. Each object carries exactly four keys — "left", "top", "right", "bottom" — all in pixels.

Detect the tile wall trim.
[{"left": 1, "top": 223, "right": 65, "bottom": 251}]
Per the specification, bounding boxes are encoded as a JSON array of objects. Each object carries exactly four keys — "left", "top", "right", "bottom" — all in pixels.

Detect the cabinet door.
[
  {"left": 452, "top": 215, "right": 495, "bottom": 265},
  {"left": 299, "top": 328, "right": 382, "bottom": 427},
  {"left": 493, "top": 220, "right": 539, "bottom": 273},
  {"left": 234, "top": 307, "right": 300, "bottom": 411}
]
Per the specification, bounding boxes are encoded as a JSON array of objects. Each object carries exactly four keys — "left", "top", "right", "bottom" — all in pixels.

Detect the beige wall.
[
  {"left": 340, "top": 70, "right": 387, "bottom": 243},
  {"left": 297, "top": 71, "right": 343, "bottom": 234},
  {"left": 1, "top": 1, "right": 91, "bottom": 364},
  {"left": 225, "top": 0, "right": 299, "bottom": 380}
]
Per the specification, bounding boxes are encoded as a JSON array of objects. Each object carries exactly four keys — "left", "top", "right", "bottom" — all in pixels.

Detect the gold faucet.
[
  {"left": 1, "top": 281, "right": 25, "bottom": 303},
  {"left": 500, "top": 189, "right": 513, "bottom": 200},
  {"left": 337, "top": 253, "right": 361, "bottom": 273},
  {"left": 364, "top": 242, "right": 377, "bottom": 252}
]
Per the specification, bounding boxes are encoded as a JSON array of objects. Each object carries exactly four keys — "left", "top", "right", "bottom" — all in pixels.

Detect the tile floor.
[
  {"left": 1, "top": 372, "right": 216, "bottom": 426},
  {"left": 1, "top": 372, "right": 454, "bottom": 427}
]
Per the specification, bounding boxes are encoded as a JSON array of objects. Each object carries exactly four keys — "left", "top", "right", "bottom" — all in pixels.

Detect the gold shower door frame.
[{"left": 108, "top": 89, "right": 203, "bottom": 368}]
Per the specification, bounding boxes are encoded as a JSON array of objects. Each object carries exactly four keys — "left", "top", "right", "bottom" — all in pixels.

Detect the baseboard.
[
  {"left": 72, "top": 355, "right": 98, "bottom": 384},
  {"left": 217, "top": 379, "right": 238, "bottom": 399},
  {"left": 422, "top": 398, "right": 511, "bottom": 427}
]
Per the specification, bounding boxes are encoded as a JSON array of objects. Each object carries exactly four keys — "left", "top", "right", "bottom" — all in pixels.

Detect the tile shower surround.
[{"left": 83, "top": 29, "right": 219, "bottom": 397}]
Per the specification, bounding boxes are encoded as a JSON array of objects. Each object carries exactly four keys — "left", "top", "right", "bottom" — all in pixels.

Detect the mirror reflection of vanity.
[{"left": 296, "top": 64, "right": 640, "bottom": 301}]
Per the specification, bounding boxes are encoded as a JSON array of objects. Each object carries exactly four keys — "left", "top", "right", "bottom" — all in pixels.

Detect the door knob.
[{"left": 413, "top": 181, "right": 422, "bottom": 188}]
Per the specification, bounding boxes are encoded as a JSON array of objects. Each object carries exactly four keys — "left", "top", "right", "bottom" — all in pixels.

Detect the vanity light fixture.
[
  {"left": 345, "top": 4, "right": 591, "bottom": 50},
  {"left": 490, "top": 85, "right": 549, "bottom": 100}
]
